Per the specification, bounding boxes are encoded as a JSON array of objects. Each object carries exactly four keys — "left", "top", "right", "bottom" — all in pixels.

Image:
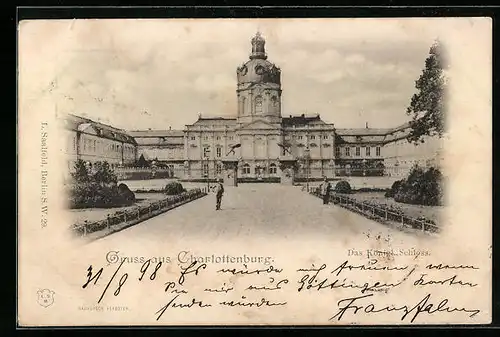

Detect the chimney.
[
  {"left": 301, "top": 113, "right": 305, "bottom": 118},
  {"left": 365, "top": 122, "right": 369, "bottom": 129},
  {"left": 169, "top": 126, "right": 172, "bottom": 130}
]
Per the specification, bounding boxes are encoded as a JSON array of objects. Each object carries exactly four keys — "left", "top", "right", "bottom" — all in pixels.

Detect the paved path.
[{"left": 86, "top": 184, "right": 430, "bottom": 250}]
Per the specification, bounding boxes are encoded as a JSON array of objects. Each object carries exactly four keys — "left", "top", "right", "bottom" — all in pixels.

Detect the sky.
[{"left": 19, "top": 18, "right": 460, "bottom": 130}]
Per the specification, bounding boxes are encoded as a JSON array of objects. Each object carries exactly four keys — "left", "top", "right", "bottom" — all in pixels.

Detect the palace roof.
[
  {"left": 282, "top": 114, "right": 328, "bottom": 127},
  {"left": 63, "top": 114, "right": 136, "bottom": 144},
  {"left": 128, "top": 130, "right": 184, "bottom": 138}
]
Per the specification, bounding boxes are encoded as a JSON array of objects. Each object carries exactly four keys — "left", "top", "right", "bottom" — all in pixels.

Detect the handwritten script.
[{"left": 81, "top": 258, "right": 481, "bottom": 324}]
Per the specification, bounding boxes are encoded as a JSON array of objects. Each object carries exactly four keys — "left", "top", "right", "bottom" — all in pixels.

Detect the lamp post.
[{"left": 304, "top": 147, "right": 311, "bottom": 191}]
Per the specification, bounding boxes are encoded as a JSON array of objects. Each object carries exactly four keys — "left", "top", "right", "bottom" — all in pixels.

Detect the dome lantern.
[{"left": 250, "top": 31, "right": 267, "bottom": 60}]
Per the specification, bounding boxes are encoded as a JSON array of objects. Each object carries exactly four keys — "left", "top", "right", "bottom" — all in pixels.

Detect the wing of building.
[
  {"left": 59, "top": 113, "right": 137, "bottom": 175},
  {"left": 60, "top": 32, "right": 444, "bottom": 182}
]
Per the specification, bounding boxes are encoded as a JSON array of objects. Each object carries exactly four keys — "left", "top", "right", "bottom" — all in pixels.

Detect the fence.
[
  {"left": 308, "top": 189, "right": 439, "bottom": 234},
  {"left": 72, "top": 188, "right": 206, "bottom": 237},
  {"left": 115, "top": 168, "right": 173, "bottom": 180}
]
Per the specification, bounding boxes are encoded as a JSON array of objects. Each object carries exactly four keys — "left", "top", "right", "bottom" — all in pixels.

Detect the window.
[
  {"left": 271, "top": 96, "right": 279, "bottom": 107},
  {"left": 366, "top": 147, "right": 371, "bottom": 156},
  {"left": 255, "top": 96, "right": 263, "bottom": 113},
  {"left": 203, "top": 146, "right": 211, "bottom": 158},
  {"left": 203, "top": 135, "right": 209, "bottom": 141},
  {"left": 269, "top": 163, "right": 277, "bottom": 174},
  {"left": 376, "top": 147, "right": 381, "bottom": 156},
  {"left": 216, "top": 147, "right": 222, "bottom": 158},
  {"left": 202, "top": 163, "right": 209, "bottom": 177},
  {"left": 215, "top": 163, "right": 222, "bottom": 175},
  {"left": 298, "top": 136, "right": 303, "bottom": 140},
  {"left": 190, "top": 136, "right": 196, "bottom": 140},
  {"left": 345, "top": 147, "right": 351, "bottom": 156},
  {"left": 310, "top": 135, "right": 315, "bottom": 140},
  {"left": 242, "top": 163, "right": 250, "bottom": 174},
  {"left": 73, "top": 137, "right": 76, "bottom": 151},
  {"left": 335, "top": 147, "right": 340, "bottom": 157},
  {"left": 216, "top": 136, "right": 221, "bottom": 140},
  {"left": 323, "top": 135, "right": 328, "bottom": 140},
  {"left": 355, "top": 147, "right": 360, "bottom": 156},
  {"left": 93, "top": 140, "right": 96, "bottom": 152}
]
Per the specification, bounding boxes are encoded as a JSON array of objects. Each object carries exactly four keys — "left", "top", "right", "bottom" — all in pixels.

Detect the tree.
[
  {"left": 91, "top": 161, "right": 118, "bottom": 185},
  {"left": 136, "top": 154, "right": 150, "bottom": 168},
  {"left": 406, "top": 40, "right": 449, "bottom": 144},
  {"left": 71, "top": 160, "right": 89, "bottom": 183}
]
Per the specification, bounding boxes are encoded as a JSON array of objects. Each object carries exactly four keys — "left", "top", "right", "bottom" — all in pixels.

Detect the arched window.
[
  {"left": 269, "top": 163, "right": 277, "bottom": 175},
  {"left": 255, "top": 96, "right": 263, "bottom": 114},
  {"left": 271, "top": 96, "right": 278, "bottom": 108},
  {"left": 242, "top": 163, "right": 251, "bottom": 175}
]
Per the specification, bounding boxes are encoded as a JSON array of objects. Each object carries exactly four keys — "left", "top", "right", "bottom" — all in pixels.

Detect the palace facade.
[{"left": 60, "top": 32, "right": 443, "bottom": 184}]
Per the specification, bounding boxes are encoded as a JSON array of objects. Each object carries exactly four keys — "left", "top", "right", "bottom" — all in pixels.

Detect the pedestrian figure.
[
  {"left": 215, "top": 179, "right": 224, "bottom": 210},
  {"left": 320, "top": 176, "right": 331, "bottom": 205}
]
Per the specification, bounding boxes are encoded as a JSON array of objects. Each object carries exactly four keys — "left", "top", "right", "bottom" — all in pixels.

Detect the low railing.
[
  {"left": 71, "top": 188, "right": 206, "bottom": 237},
  {"left": 309, "top": 189, "right": 439, "bottom": 234}
]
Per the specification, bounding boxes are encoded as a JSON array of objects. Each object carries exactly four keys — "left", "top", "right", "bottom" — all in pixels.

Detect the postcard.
[{"left": 17, "top": 17, "right": 492, "bottom": 326}]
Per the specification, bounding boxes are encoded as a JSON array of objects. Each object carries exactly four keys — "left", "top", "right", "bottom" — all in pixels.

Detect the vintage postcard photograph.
[{"left": 17, "top": 17, "right": 492, "bottom": 326}]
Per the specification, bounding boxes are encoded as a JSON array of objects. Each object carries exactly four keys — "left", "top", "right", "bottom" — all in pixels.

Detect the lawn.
[
  {"left": 119, "top": 179, "right": 207, "bottom": 191},
  {"left": 347, "top": 192, "right": 446, "bottom": 224}
]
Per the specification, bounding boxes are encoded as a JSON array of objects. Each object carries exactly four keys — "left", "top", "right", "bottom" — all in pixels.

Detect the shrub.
[
  {"left": 92, "top": 161, "right": 118, "bottom": 185},
  {"left": 164, "top": 181, "right": 186, "bottom": 195},
  {"left": 68, "top": 181, "right": 135, "bottom": 209},
  {"left": 68, "top": 160, "right": 130, "bottom": 209},
  {"left": 118, "top": 183, "right": 136, "bottom": 202},
  {"left": 385, "top": 179, "right": 404, "bottom": 198},
  {"left": 393, "top": 165, "right": 444, "bottom": 206},
  {"left": 335, "top": 180, "right": 352, "bottom": 194}
]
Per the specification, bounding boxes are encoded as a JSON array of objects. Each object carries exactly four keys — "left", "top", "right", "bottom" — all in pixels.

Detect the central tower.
[{"left": 236, "top": 32, "right": 282, "bottom": 125}]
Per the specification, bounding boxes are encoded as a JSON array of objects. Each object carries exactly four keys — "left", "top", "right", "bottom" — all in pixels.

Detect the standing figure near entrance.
[
  {"left": 215, "top": 179, "right": 224, "bottom": 210},
  {"left": 320, "top": 176, "right": 331, "bottom": 205}
]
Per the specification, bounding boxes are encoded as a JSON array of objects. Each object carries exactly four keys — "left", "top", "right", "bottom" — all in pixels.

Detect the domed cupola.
[
  {"left": 237, "top": 32, "right": 281, "bottom": 86},
  {"left": 236, "top": 32, "right": 282, "bottom": 124}
]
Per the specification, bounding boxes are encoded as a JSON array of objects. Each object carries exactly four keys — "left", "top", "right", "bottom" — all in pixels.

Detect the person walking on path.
[
  {"left": 214, "top": 179, "right": 224, "bottom": 210},
  {"left": 320, "top": 176, "right": 331, "bottom": 205}
]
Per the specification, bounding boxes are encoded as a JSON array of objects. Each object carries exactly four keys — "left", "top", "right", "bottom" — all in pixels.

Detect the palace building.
[{"left": 61, "top": 32, "right": 443, "bottom": 184}]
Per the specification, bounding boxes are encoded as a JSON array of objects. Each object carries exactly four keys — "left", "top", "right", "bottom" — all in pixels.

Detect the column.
[
  {"left": 249, "top": 91, "right": 253, "bottom": 116},
  {"left": 211, "top": 129, "right": 216, "bottom": 179},
  {"left": 252, "top": 134, "right": 256, "bottom": 159},
  {"left": 265, "top": 134, "right": 269, "bottom": 159},
  {"left": 224, "top": 127, "right": 228, "bottom": 156}
]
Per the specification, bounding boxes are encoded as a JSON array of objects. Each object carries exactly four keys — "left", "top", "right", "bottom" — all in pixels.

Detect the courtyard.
[{"left": 85, "top": 183, "right": 432, "bottom": 249}]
